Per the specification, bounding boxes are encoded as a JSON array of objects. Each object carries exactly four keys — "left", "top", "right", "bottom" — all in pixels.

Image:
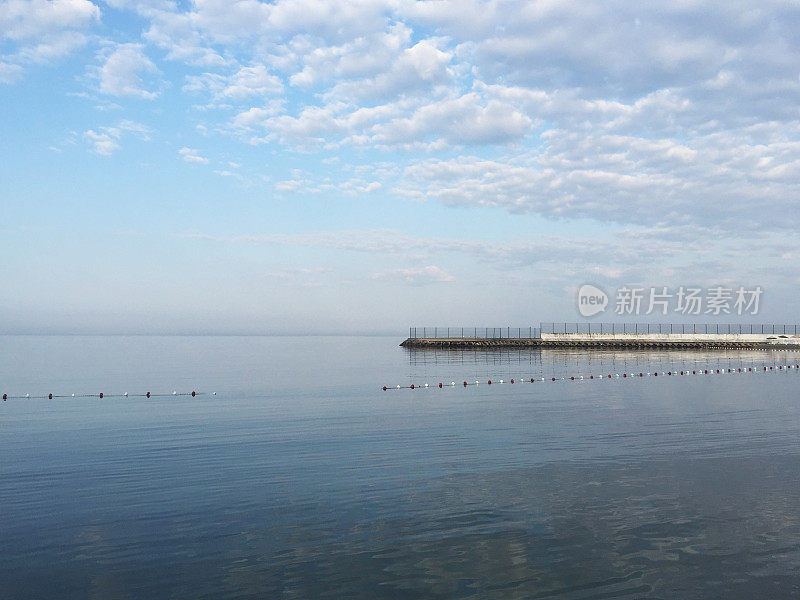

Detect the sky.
[{"left": 1, "top": 0, "right": 799, "bottom": 334}]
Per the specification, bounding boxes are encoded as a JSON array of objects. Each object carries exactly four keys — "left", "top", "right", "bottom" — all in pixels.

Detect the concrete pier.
[{"left": 401, "top": 333, "right": 800, "bottom": 350}]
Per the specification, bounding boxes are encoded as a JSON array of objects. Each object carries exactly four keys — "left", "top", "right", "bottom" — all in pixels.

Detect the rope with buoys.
[
  {"left": 382, "top": 363, "right": 800, "bottom": 390},
  {"left": 2, "top": 390, "right": 215, "bottom": 401}
]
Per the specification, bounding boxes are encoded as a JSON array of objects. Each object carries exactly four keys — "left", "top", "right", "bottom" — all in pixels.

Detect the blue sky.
[{"left": 2, "top": 0, "right": 799, "bottom": 334}]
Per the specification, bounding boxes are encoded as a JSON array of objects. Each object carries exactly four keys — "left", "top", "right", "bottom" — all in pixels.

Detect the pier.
[{"left": 401, "top": 324, "right": 800, "bottom": 350}]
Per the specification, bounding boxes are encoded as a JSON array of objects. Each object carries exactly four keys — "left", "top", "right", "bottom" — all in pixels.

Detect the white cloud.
[
  {"left": 374, "top": 265, "right": 455, "bottom": 285},
  {"left": 254, "top": 91, "right": 531, "bottom": 150},
  {"left": 0, "top": 0, "right": 99, "bottom": 78},
  {"left": 394, "top": 120, "right": 800, "bottom": 230},
  {"left": 98, "top": 43, "right": 159, "bottom": 99},
  {"left": 370, "top": 93, "right": 532, "bottom": 146},
  {"left": 273, "top": 176, "right": 382, "bottom": 194},
  {"left": 222, "top": 65, "right": 283, "bottom": 99},
  {"left": 230, "top": 106, "right": 274, "bottom": 128},
  {"left": 180, "top": 226, "right": 799, "bottom": 294},
  {"left": 83, "top": 120, "right": 151, "bottom": 155},
  {"left": 185, "top": 65, "right": 283, "bottom": 104},
  {"left": 288, "top": 23, "right": 413, "bottom": 90},
  {"left": 178, "top": 147, "right": 209, "bottom": 164},
  {"left": 84, "top": 129, "right": 120, "bottom": 155},
  {"left": 0, "top": 61, "right": 24, "bottom": 84},
  {"left": 0, "top": 0, "right": 99, "bottom": 41},
  {"left": 321, "top": 37, "right": 454, "bottom": 102},
  {"left": 142, "top": 9, "right": 228, "bottom": 67}
]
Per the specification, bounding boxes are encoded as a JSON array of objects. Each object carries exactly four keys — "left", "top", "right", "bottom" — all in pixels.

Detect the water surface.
[{"left": 2, "top": 336, "right": 800, "bottom": 599}]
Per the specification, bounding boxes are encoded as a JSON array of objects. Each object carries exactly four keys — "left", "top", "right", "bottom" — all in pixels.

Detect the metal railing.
[
  {"left": 408, "top": 327, "right": 541, "bottom": 339},
  {"left": 539, "top": 323, "right": 800, "bottom": 335},
  {"left": 409, "top": 323, "right": 800, "bottom": 338}
]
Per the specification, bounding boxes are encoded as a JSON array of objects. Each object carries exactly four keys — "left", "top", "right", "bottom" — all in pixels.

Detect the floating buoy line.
[
  {"left": 382, "top": 362, "right": 800, "bottom": 391},
  {"left": 2, "top": 390, "right": 215, "bottom": 401}
]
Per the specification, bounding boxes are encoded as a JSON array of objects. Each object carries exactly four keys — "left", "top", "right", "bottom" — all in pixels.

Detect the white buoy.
[
  {"left": 173, "top": 391, "right": 177, "bottom": 395},
  {"left": 424, "top": 383, "right": 429, "bottom": 388},
  {"left": 451, "top": 382, "right": 455, "bottom": 386},
  {"left": 124, "top": 392, "right": 128, "bottom": 397}
]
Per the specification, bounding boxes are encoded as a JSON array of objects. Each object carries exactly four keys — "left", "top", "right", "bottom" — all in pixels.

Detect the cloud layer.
[{"left": 3, "top": 0, "right": 800, "bottom": 329}]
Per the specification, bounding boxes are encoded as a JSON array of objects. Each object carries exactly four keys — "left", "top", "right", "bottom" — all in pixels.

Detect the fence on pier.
[
  {"left": 408, "top": 327, "right": 542, "bottom": 339},
  {"left": 408, "top": 323, "right": 800, "bottom": 339}
]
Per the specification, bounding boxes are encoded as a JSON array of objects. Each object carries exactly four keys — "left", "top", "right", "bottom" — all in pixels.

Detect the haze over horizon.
[{"left": 2, "top": 0, "right": 799, "bottom": 334}]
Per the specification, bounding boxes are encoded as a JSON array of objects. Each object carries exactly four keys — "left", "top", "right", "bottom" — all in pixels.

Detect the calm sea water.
[{"left": 2, "top": 335, "right": 800, "bottom": 599}]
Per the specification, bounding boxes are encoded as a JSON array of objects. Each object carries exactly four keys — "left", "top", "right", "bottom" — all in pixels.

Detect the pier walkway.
[{"left": 401, "top": 324, "right": 800, "bottom": 350}]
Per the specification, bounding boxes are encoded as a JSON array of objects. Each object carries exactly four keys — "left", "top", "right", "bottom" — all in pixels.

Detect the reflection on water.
[
  {"left": 404, "top": 346, "right": 796, "bottom": 383},
  {"left": 2, "top": 337, "right": 800, "bottom": 599}
]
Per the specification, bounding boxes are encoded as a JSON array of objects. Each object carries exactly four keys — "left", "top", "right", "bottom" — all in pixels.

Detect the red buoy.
[
  {"left": 146, "top": 391, "right": 150, "bottom": 398},
  {"left": 511, "top": 379, "right": 514, "bottom": 384},
  {"left": 463, "top": 381, "right": 467, "bottom": 387},
  {"left": 99, "top": 392, "right": 103, "bottom": 399},
  {"left": 2, "top": 394, "right": 6, "bottom": 401},
  {"left": 623, "top": 374, "right": 627, "bottom": 378},
  {"left": 530, "top": 378, "right": 534, "bottom": 383},
  {"left": 382, "top": 386, "right": 387, "bottom": 391},
  {"left": 570, "top": 376, "right": 574, "bottom": 380},
  {"left": 639, "top": 373, "right": 643, "bottom": 377},
  {"left": 488, "top": 380, "right": 492, "bottom": 385},
  {"left": 410, "top": 384, "right": 415, "bottom": 389},
  {"left": 49, "top": 393, "right": 53, "bottom": 399},
  {"left": 552, "top": 377, "right": 556, "bottom": 381},
  {"left": 654, "top": 372, "right": 658, "bottom": 376},
  {"left": 192, "top": 391, "right": 196, "bottom": 396},
  {"left": 439, "top": 383, "right": 442, "bottom": 388}
]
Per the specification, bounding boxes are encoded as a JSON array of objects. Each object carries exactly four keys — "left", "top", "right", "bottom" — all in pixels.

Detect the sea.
[{"left": 2, "top": 335, "right": 800, "bottom": 599}]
